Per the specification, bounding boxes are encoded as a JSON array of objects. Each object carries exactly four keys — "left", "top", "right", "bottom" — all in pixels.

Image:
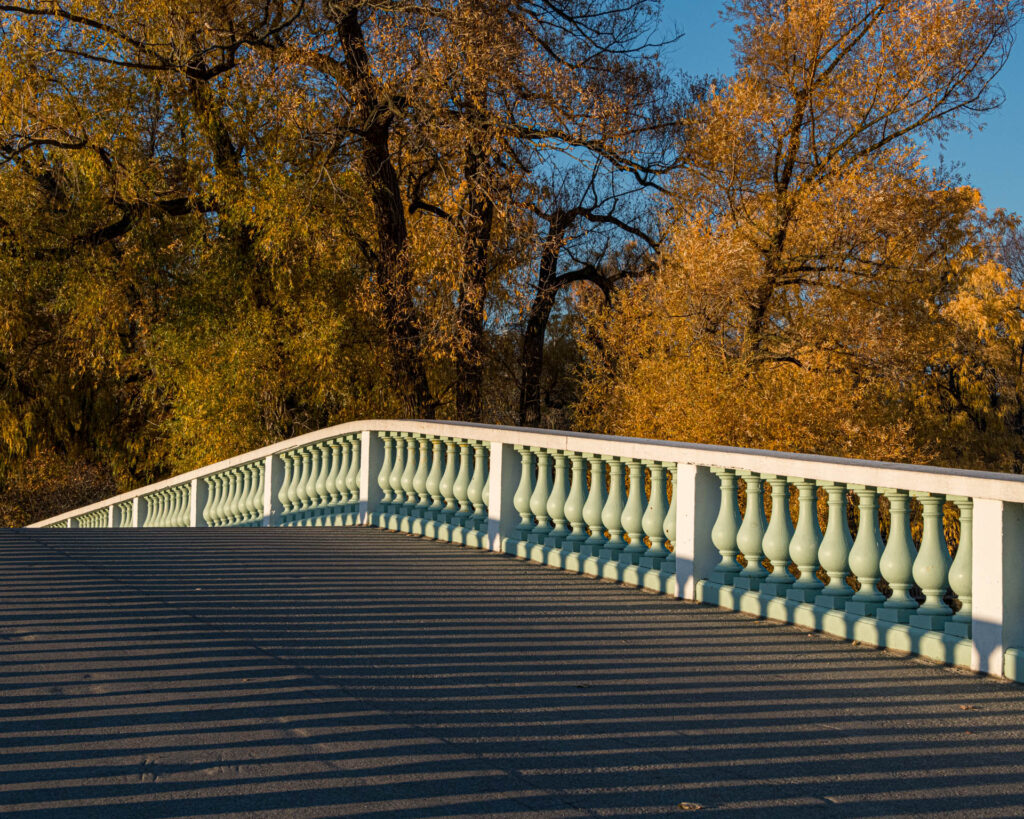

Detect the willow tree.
[{"left": 577, "top": 0, "right": 1024, "bottom": 469}]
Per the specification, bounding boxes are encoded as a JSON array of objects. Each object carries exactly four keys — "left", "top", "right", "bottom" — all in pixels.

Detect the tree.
[{"left": 576, "top": 0, "right": 1024, "bottom": 470}]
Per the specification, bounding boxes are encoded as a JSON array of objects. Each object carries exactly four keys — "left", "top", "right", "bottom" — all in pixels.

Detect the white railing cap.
[{"left": 28, "top": 418, "right": 1024, "bottom": 526}]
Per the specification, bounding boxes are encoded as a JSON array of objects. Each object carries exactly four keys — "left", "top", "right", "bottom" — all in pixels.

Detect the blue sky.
[{"left": 661, "top": 2, "right": 1023, "bottom": 217}]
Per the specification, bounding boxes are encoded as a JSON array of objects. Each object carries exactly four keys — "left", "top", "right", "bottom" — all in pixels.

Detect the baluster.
[
  {"left": 235, "top": 468, "right": 251, "bottom": 526},
  {"left": 325, "top": 439, "right": 342, "bottom": 508},
  {"left": 178, "top": 486, "right": 190, "bottom": 527},
  {"left": 545, "top": 451, "right": 571, "bottom": 549},
  {"left": 377, "top": 434, "right": 395, "bottom": 526},
  {"left": 658, "top": 465, "right": 679, "bottom": 577},
  {"left": 580, "top": 456, "right": 607, "bottom": 559},
  {"left": 388, "top": 434, "right": 407, "bottom": 528},
  {"left": 411, "top": 435, "right": 431, "bottom": 534},
  {"left": 344, "top": 435, "right": 360, "bottom": 523},
  {"left": 241, "top": 465, "right": 255, "bottom": 525},
  {"left": 439, "top": 438, "right": 459, "bottom": 525},
  {"left": 221, "top": 470, "right": 237, "bottom": 526},
  {"left": 228, "top": 469, "right": 245, "bottom": 526},
  {"left": 451, "top": 441, "right": 474, "bottom": 532},
  {"left": 618, "top": 460, "right": 649, "bottom": 565},
  {"left": 733, "top": 471, "right": 769, "bottom": 589},
  {"left": 815, "top": 482, "right": 854, "bottom": 608},
  {"left": 946, "top": 497, "right": 973, "bottom": 638},
  {"left": 511, "top": 447, "right": 535, "bottom": 547},
  {"left": 785, "top": 480, "right": 824, "bottom": 602},
  {"left": 466, "top": 443, "right": 488, "bottom": 546},
  {"left": 598, "top": 458, "right": 628, "bottom": 560},
  {"left": 846, "top": 486, "right": 886, "bottom": 616},
  {"left": 312, "top": 442, "right": 330, "bottom": 519},
  {"left": 400, "top": 435, "right": 418, "bottom": 527},
  {"left": 203, "top": 476, "right": 219, "bottom": 526},
  {"left": 333, "top": 439, "right": 350, "bottom": 521},
  {"left": 909, "top": 493, "right": 953, "bottom": 630},
  {"left": 877, "top": 489, "right": 918, "bottom": 623},
  {"left": 562, "top": 453, "right": 588, "bottom": 553},
  {"left": 426, "top": 437, "right": 445, "bottom": 519},
  {"left": 759, "top": 476, "right": 795, "bottom": 595},
  {"left": 280, "top": 452, "right": 297, "bottom": 524},
  {"left": 640, "top": 462, "right": 670, "bottom": 569},
  {"left": 480, "top": 448, "right": 491, "bottom": 534},
  {"left": 528, "top": 449, "right": 553, "bottom": 544},
  {"left": 293, "top": 447, "right": 312, "bottom": 521},
  {"left": 709, "top": 468, "right": 743, "bottom": 584},
  {"left": 254, "top": 463, "right": 267, "bottom": 525}
]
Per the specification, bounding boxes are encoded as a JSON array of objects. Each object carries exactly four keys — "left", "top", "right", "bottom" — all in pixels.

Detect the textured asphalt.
[{"left": 1, "top": 527, "right": 1024, "bottom": 818}]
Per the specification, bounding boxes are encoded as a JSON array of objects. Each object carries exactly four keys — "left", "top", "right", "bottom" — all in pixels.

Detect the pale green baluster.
[
  {"left": 157, "top": 491, "right": 167, "bottom": 526},
  {"left": 545, "top": 451, "right": 570, "bottom": 549},
  {"left": 238, "top": 466, "right": 252, "bottom": 525},
  {"left": 640, "top": 462, "right": 670, "bottom": 569},
  {"left": 146, "top": 492, "right": 156, "bottom": 527},
  {"left": 528, "top": 449, "right": 553, "bottom": 544},
  {"left": 232, "top": 468, "right": 249, "bottom": 525},
  {"left": 400, "top": 436, "right": 418, "bottom": 526},
  {"left": 243, "top": 465, "right": 259, "bottom": 525},
  {"left": 581, "top": 456, "right": 607, "bottom": 559},
  {"left": 414, "top": 436, "right": 432, "bottom": 510},
  {"left": 709, "top": 468, "right": 742, "bottom": 584},
  {"left": 760, "top": 476, "right": 795, "bottom": 596},
  {"left": 170, "top": 487, "right": 181, "bottom": 527},
  {"left": 815, "top": 482, "right": 854, "bottom": 608},
  {"left": 733, "top": 472, "right": 768, "bottom": 589},
  {"left": 946, "top": 497, "right": 973, "bottom": 638},
  {"left": 465, "top": 443, "right": 488, "bottom": 546},
  {"left": 877, "top": 489, "right": 918, "bottom": 623},
  {"left": 438, "top": 439, "right": 459, "bottom": 525},
  {"left": 480, "top": 453, "right": 490, "bottom": 533},
  {"left": 325, "top": 439, "right": 342, "bottom": 508},
  {"left": 345, "top": 435, "right": 360, "bottom": 523},
  {"left": 377, "top": 434, "right": 395, "bottom": 526},
  {"left": 293, "top": 447, "right": 311, "bottom": 520},
  {"left": 334, "top": 439, "right": 351, "bottom": 518},
  {"left": 254, "top": 463, "right": 267, "bottom": 525},
  {"left": 909, "top": 493, "right": 953, "bottom": 630},
  {"left": 598, "top": 458, "right": 628, "bottom": 559},
  {"left": 224, "top": 469, "right": 241, "bottom": 525},
  {"left": 388, "top": 434, "right": 407, "bottom": 528},
  {"left": 785, "top": 480, "right": 824, "bottom": 602},
  {"left": 451, "top": 441, "right": 474, "bottom": 532},
  {"left": 410, "top": 435, "right": 431, "bottom": 534},
  {"left": 466, "top": 442, "right": 486, "bottom": 526},
  {"left": 280, "top": 451, "right": 296, "bottom": 524},
  {"left": 618, "top": 460, "right": 648, "bottom": 565},
  {"left": 203, "top": 476, "right": 218, "bottom": 526},
  {"left": 179, "top": 486, "right": 190, "bottom": 527},
  {"left": 153, "top": 492, "right": 164, "bottom": 526},
  {"left": 658, "top": 465, "right": 679, "bottom": 577},
  {"left": 313, "top": 442, "right": 330, "bottom": 520},
  {"left": 846, "top": 486, "right": 886, "bottom": 615},
  {"left": 562, "top": 453, "right": 588, "bottom": 553},
  {"left": 426, "top": 437, "right": 445, "bottom": 518},
  {"left": 305, "top": 444, "right": 321, "bottom": 522},
  {"left": 511, "top": 447, "right": 535, "bottom": 546}
]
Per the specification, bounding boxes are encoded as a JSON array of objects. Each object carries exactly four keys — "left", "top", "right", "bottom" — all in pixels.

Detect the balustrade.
[{"left": 33, "top": 419, "right": 1024, "bottom": 682}]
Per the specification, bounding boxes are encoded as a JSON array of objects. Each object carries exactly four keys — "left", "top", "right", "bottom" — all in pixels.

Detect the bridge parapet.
[{"left": 31, "top": 419, "right": 1024, "bottom": 684}]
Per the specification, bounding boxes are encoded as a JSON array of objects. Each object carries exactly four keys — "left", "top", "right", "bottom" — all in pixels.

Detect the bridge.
[{"left": 9, "top": 420, "right": 1024, "bottom": 814}]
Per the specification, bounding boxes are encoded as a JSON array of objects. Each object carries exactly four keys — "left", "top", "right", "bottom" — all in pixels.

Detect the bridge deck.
[{"left": 2, "top": 528, "right": 1024, "bottom": 818}]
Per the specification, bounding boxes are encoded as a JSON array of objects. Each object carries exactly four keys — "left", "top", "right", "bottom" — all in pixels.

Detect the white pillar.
[
  {"left": 107, "top": 505, "right": 116, "bottom": 527},
  {"left": 263, "top": 454, "right": 284, "bottom": 527},
  {"left": 673, "top": 463, "right": 720, "bottom": 600},
  {"left": 189, "top": 477, "right": 208, "bottom": 527},
  {"left": 132, "top": 496, "right": 141, "bottom": 527},
  {"left": 971, "top": 498, "right": 1024, "bottom": 676},
  {"left": 360, "top": 430, "right": 384, "bottom": 526},
  {"left": 487, "top": 442, "right": 519, "bottom": 553}
]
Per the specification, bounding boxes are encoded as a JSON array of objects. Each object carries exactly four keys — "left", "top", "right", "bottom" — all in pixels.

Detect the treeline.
[{"left": 0, "top": 0, "right": 1021, "bottom": 526}]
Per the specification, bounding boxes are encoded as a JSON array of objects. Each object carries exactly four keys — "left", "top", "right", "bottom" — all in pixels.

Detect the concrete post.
[
  {"left": 189, "top": 477, "right": 209, "bottom": 527},
  {"left": 263, "top": 454, "right": 284, "bottom": 527},
  {"left": 107, "top": 505, "right": 116, "bottom": 527},
  {"left": 132, "top": 496, "right": 142, "bottom": 528},
  {"left": 972, "top": 498, "right": 1024, "bottom": 677},
  {"left": 487, "top": 442, "right": 520, "bottom": 553},
  {"left": 361, "top": 430, "right": 384, "bottom": 525},
  {"left": 673, "top": 463, "right": 720, "bottom": 600}
]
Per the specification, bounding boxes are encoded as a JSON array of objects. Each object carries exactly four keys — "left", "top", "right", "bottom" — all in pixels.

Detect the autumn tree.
[{"left": 577, "top": 0, "right": 1024, "bottom": 470}]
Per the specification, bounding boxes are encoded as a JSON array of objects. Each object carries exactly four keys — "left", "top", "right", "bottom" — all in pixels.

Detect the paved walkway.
[{"left": 2, "top": 528, "right": 1024, "bottom": 818}]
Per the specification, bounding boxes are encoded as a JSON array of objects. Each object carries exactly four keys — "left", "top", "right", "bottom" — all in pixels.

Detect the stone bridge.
[{"left": 10, "top": 420, "right": 1024, "bottom": 815}]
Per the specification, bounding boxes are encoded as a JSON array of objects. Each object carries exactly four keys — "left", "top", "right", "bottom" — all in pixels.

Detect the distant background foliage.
[{"left": 1, "top": 0, "right": 1021, "bottom": 525}]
